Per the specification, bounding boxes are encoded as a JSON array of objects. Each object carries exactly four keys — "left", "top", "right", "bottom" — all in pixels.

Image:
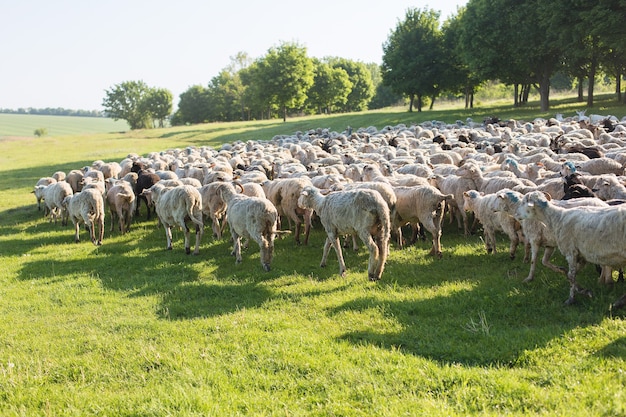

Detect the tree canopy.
[{"left": 102, "top": 81, "right": 173, "bottom": 129}]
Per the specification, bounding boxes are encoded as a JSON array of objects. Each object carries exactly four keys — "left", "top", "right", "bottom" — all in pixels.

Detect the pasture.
[{"left": 1, "top": 98, "right": 626, "bottom": 416}]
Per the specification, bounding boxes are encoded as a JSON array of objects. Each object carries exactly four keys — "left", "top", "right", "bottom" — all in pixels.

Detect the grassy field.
[
  {"left": 0, "top": 114, "right": 129, "bottom": 138},
  {"left": 1, "top": 95, "right": 626, "bottom": 416}
]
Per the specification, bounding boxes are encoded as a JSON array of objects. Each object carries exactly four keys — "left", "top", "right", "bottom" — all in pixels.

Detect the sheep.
[
  {"left": 218, "top": 182, "right": 281, "bottom": 271},
  {"left": 133, "top": 165, "right": 161, "bottom": 219},
  {"left": 297, "top": 186, "right": 390, "bottom": 281},
  {"left": 32, "top": 177, "right": 57, "bottom": 210},
  {"left": 41, "top": 181, "right": 74, "bottom": 225},
  {"left": 105, "top": 180, "right": 136, "bottom": 234},
  {"left": 142, "top": 183, "right": 204, "bottom": 255},
  {"left": 261, "top": 177, "right": 314, "bottom": 245},
  {"left": 392, "top": 185, "right": 454, "bottom": 257},
  {"left": 66, "top": 169, "right": 84, "bottom": 193},
  {"left": 463, "top": 190, "right": 524, "bottom": 259},
  {"left": 197, "top": 181, "right": 234, "bottom": 239},
  {"left": 516, "top": 191, "right": 626, "bottom": 304},
  {"left": 60, "top": 188, "right": 105, "bottom": 246},
  {"left": 428, "top": 173, "right": 477, "bottom": 236},
  {"left": 494, "top": 190, "right": 609, "bottom": 283}
]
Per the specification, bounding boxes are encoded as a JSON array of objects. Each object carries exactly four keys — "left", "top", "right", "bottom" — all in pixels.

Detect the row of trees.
[
  {"left": 0, "top": 108, "right": 103, "bottom": 117},
  {"left": 101, "top": 0, "right": 626, "bottom": 129},
  {"left": 171, "top": 48, "right": 385, "bottom": 125},
  {"left": 383, "top": 0, "right": 626, "bottom": 112}
]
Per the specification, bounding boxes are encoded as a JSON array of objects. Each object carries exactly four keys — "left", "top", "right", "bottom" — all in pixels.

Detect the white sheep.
[
  {"left": 41, "top": 181, "right": 74, "bottom": 225},
  {"left": 463, "top": 190, "right": 524, "bottom": 259},
  {"left": 393, "top": 185, "right": 454, "bottom": 257},
  {"left": 297, "top": 186, "right": 390, "bottom": 281},
  {"left": 261, "top": 177, "right": 314, "bottom": 245},
  {"left": 143, "top": 183, "right": 204, "bottom": 255},
  {"left": 516, "top": 191, "right": 626, "bottom": 304},
  {"left": 32, "top": 177, "right": 57, "bottom": 210},
  {"left": 105, "top": 180, "right": 136, "bottom": 234},
  {"left": 219, "top": 182, "right": 282, "bottom": 271},
  {"left": 61, "top": 188, "right": 105, "bottom": 245}
]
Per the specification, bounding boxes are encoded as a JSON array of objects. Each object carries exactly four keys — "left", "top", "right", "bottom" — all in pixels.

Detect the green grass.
[
  {"left": 1, "top": 95, "right": 626, "bottom": 416},
  {"left": 0, "top": 114, "right": 129, "bottom": 138}
]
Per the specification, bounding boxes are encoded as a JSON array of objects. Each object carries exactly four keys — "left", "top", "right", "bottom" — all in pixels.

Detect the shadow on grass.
[{"left": 331, "top": 229, "right": 624, "bottom": 367}]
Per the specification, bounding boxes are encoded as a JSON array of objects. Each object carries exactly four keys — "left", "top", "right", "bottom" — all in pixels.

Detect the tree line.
[
  {"left": 102, "top": 0, "right": 626, "bottom": 129},
  {"left": 0, "top": 108, "right": 104, "bottom": 117}
]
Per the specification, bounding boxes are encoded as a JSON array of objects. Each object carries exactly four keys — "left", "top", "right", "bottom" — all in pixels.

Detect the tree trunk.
[
  {"left": 429, "top": 95, "right": 436, "bottom": 110},
  {"left": 539, "top": 72, "right": 550, "bottom": 112},
  {"left": 469, "top": 91, "right": 474, "bottom": 109},
  {"left": 513, "top": 84, "right": 519, "bottom": 107},
  {"left": 416, "top": 95, "right": 423, "bottom": 112},
  {"left": 522, "top": 84, "right": 531, "bottom": 104},
  {"left": 587, "top": 64, "right": 596, "bottom": 108},
  {"left": 577, "top": 76, "right": 584, "bottom": 102},
  {"left": 282, "top": 106, "right": 287, "bottom": 122},
  {"left": 408, "top": 94, "right": 415, "bottom": 112},
  {"left": 464, "top": 85, "right": 470, "bottom": 109},
  {"left": 616, "top": 71, "right": 622, "bottom": 102}
]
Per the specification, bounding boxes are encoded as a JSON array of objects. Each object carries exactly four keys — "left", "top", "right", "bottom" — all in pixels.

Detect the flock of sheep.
[{"left": 32, "top": 111, "right": 626, "bottom": 308}]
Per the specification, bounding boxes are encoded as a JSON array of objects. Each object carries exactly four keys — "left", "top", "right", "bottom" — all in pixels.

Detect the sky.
[{"left": 1, "top": 0, "right": 467, "bottom": 111}]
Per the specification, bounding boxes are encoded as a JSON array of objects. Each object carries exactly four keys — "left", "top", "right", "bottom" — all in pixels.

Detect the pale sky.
[{"left": 1, "top": 0, "right": 466, "bottom": 111}]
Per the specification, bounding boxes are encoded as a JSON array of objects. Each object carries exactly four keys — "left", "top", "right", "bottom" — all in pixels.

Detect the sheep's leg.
[
  {"left": 374, "top": 232, "right": 389, "bottom": 280},
  {"left": 599, "top": 266, "right": 614, "bottom": 286},
  {"left": 255, "top": 233, "right": 271, "bottom": 272},
  {"left": 182, "top": 221, "right": 191, "bottom": 255},
  {"left": 231, "top": 230, "right": 242, "bottom": 263},
  {"left": 524, "top": 242, "right": 541, "bottom": 283},
  {"left": 422, "top": 218, "right": 442, "bottom": 258},
  {"left": 73, "top": 221, "right": 80, "bottom": 243},
  {"left": 328, "top": 235, "right": 347, "bottom": 277},
  {"left": 302, "top": 210, "right": 312, "bottom": 245},
  {"left": 211, "top": 215, "right": 221, "bottom": 239},
  {"left": 97, "top": 217, "right": 104, "bottom": 245},
  {"left": 320, "top": 237, "right": 332, "bottom": 268},
  {"left": 564, "top": 257, "right": 592, "bottom": 305},
  {"left": 164, "top": 224, "right": 173, "bottom": 250},
  {"left": 359, "top": 231, "right": 380, "bottom": 281},
  {"left": 540, "top": 247, "right": 567, "bottom": 275}
]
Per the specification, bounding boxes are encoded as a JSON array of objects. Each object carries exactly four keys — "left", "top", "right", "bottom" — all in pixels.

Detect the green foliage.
[
  {"left": 255, "top": 41, "right": 315, "bottom": 121},
  {"left": 382, "top": 8, "right": 445, "bottom": 112},
  {"left": 329, "top": 57, "right": 375, "bottom": 112},
  {"left": 102, "top": 80, "right": 173, "bottom": 130},
  {"left": 1, "top": 97, "right": 626, "bottom": 415},
  {"left": 307, "top": 59, "right": 352, "bottom": 114},
  {"left": 33, "top": 127, "right": 47, "bottom": 137}
]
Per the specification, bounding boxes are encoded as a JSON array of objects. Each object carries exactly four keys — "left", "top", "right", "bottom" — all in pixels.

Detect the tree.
[
  {"left": 254, "top": 42, "right": 314, "bottom": 122},
  {"left": 381, "top": 8, "right": 445, "bottom": 112},
  {"left": 329, "top": 58, "right": 374, "bottom": 112},
  {"left": 102, "top": 80, "right": 153, "bottom": 129},
  {"left": 171, "top": 85, "right": 210, "bottom": 125},
  {"left": 142, "top": 88, "right": 172, "bottom": 128},
  {"left": 306, "top": 59, "right": 352, "bottom": 114}
]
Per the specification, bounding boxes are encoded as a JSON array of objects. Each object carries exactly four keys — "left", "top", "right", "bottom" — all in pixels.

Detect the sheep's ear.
[
  {"left": 301, "top": 190, "right": 309, "bottom": 196},
  {"left": 542, "top": 192, "right": 552, "bottom": 201}
]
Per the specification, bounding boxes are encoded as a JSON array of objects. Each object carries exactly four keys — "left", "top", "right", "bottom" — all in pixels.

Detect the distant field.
[{"left": 0, "top": 113, "right": 129, "bottom": 137}]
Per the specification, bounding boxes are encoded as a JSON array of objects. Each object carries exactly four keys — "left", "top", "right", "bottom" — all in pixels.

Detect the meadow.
[{"left": 1, "top": 95, "right": 626, "bottom": 416}]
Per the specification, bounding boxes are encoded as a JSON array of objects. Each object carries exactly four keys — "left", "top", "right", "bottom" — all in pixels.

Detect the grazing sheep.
[
  {"left": 143, "top": 183, "right": 204, "bottom": 255},
  {"left": 495, "top": 190, "right": 609, "bottom": 283},
  {"left": 32, "top": 177, "right": 57, "bottom": 210},
  {"left": 197, "top": 182, "right": 234, "bottom": 239},
  {"left": 133, "top": 165, "right": 161, "bottom": 219},
  {"left": 42, "top": 181, "right": 74, "bottom": 225},
  {"left": 218, "top": 182, "right": 282, "bottom": 271},
  {"left": 298, "top": 186, "right": 390, "bottom": 281},
  {"left": 393, "top": 185, "right": 454, "bottom": 257},
  {"left": 463, "top": 190, "right": 524, "bottom": 259},
  {"left": 105, "top": 181, "right": 136, "bottom": 234},
  {"left": 261, "top": 177, "right": 314, "bottom": 245},
  {"left": 66, "top": 169, "right": 84, "bottom": 193},
  {"left": 61, "top": 188, "right": 105, "bottom": 245},
  {"left": 516, "top": 191, "right": 626, "bottom": 304}
]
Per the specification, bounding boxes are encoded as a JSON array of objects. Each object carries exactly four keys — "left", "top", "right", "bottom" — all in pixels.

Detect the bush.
[{"left": 33, "top": 128, "right": 48, "bottom": 137}]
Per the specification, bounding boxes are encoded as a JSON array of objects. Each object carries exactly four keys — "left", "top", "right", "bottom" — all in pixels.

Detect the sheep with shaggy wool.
[
  {"left": 32, "top": 177, "right": 57, "bottom": 210},
  {"left": 516, "top": 191, "right": 626, "bottom": 305},
  {"left": 463, "top": 190, "right": 524, "bottom": 259},
  {"left": 61, "top": 188, "right": 105, "bottom": 245},
  {"left": 41, "top": 181, "right": 74, "bottom": 224},
  {"left": 219, "top": 182, "right": 281, "bottom": 271},
  {"left": 105, "top": 180, "right": 136, "bottom": 235},
  {"left": 261, "top": 177, "right": 314, "bottom": 245},
  {"left": 393, "top": 185, "right": 454, "bottom": 257},
  {"left": 143, "top": 183, "right": 204, "bottom": 255},
  {"left": 297, "top": 186, "right": 390, "bottom": 281}
]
